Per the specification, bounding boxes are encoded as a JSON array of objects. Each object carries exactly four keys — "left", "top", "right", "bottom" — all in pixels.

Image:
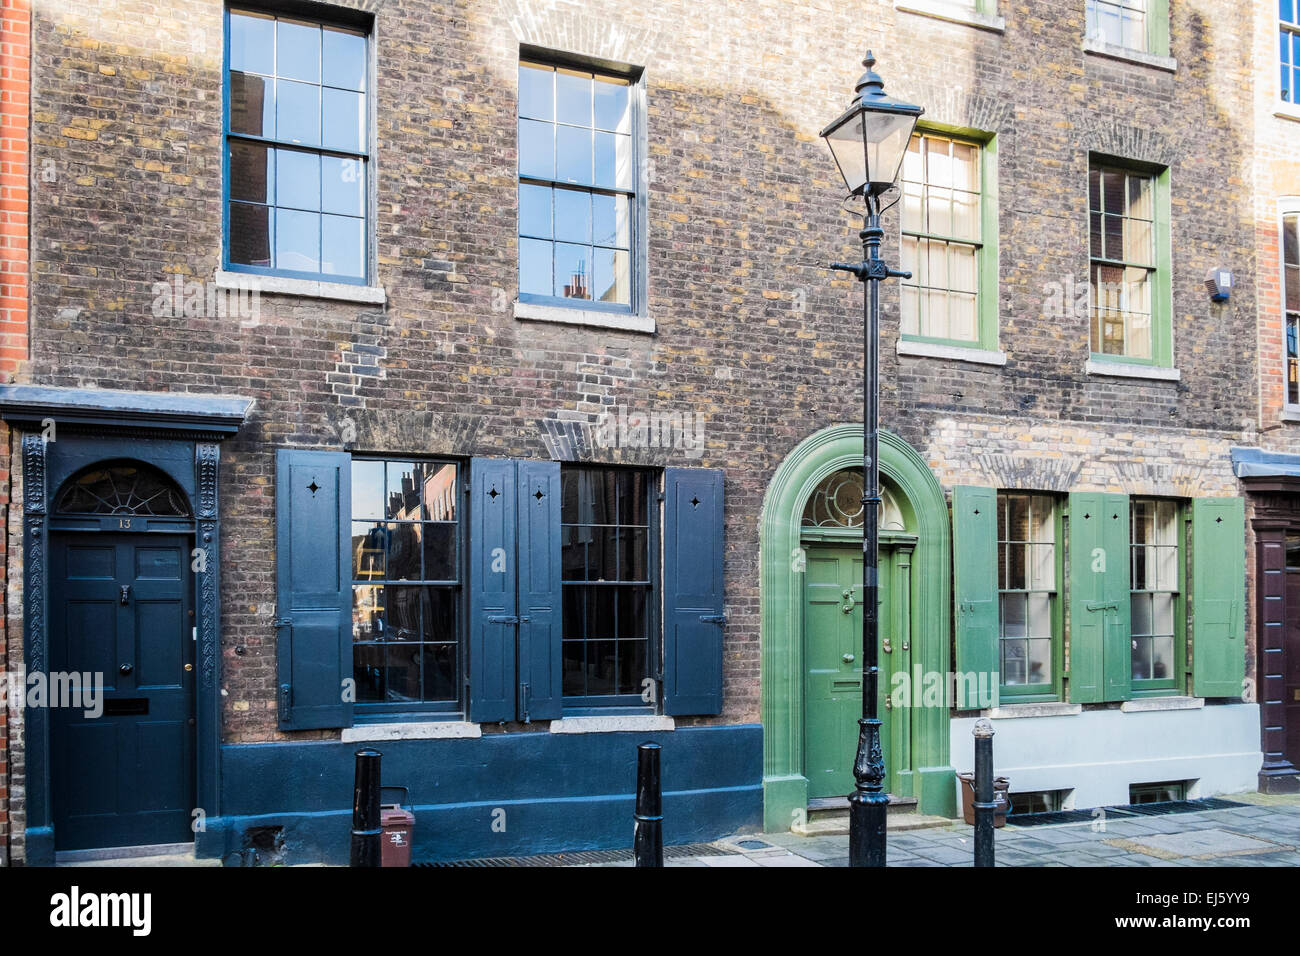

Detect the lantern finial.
[{"left": 855, "top": 51, "right": 884, "bottom": 98}]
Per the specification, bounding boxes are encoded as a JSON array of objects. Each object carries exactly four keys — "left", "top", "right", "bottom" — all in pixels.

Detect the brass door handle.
[{"left": 184, "top": 663, "right": 193, "bottom": 672}]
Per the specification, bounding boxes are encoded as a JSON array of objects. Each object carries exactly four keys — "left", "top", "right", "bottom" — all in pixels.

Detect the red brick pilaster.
[{"left": 0, "top": 0, "right": 32, "bottom": 865}]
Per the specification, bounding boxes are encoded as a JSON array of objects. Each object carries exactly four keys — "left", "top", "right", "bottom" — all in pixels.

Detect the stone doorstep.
[{"left": 792, "top": 812, "right": 953, "bottom": 837}]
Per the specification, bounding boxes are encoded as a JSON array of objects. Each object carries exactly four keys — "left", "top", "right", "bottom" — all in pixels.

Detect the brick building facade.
[
  {"left": 1234, "top": 0, "right": 1300, "bottom": 797},
  {"left": 0, "top": 0, "right": 1277, "bottom": 864}
]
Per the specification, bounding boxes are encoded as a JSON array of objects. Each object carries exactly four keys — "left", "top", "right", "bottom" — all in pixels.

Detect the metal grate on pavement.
[
  {"left": 1008, "top": 797, "right": 1248, "bottom": 828},
  {"left": 413, "top": 841, "right": 737, "bottom": 867}
]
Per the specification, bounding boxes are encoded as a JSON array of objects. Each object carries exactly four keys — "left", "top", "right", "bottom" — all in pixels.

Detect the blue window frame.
[
  {"left": 351, "top": 459, "right": 463, "bottom": 714},
  {"left": 224, "top": 7, "right": 370, "bottom": 284},
  {"left": 518, "top": 59, "right": 641, "bottom": 314},
  {"left": 1284, "top": 2, "right": 1300, "bottom": 103},
  {"left": 560, "top": 467, "right": 658, "bottom": 708}
]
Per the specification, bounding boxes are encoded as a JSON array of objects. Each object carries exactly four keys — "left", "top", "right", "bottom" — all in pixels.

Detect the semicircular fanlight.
[
  {"left": 55, "top": 461, "right": 191, "bottom": 518},
  {"left": 801, "top": 469, "right": 906, "bottom": 532}
]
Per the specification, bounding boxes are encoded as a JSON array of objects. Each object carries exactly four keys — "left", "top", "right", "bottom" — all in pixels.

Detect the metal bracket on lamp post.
[{"left": 830, "top": 259, "right": 911, "bottom": 282}]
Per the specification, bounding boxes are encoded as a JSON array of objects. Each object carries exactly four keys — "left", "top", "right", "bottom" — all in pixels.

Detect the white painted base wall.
[{"left": 949, "top": 703, "right": 1262, "bottom": 809}]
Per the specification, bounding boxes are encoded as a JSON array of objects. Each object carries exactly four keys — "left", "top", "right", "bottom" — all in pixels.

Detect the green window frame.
[
  {"left": 996, "top": 492, "right": 1064, "bottom": 703},
  {"left": 1129, "top": 497, "right": 1185, "bottom": 696},
  {"left": 1088, "top": 158, "right": 1173, "bottom": 367},
  {"left": 900, "top": 129, "right": 999, "bottom": 352},
  {"left": 1086, "top": 0, "right": 1170, "bottom": 56},
  {"left": 926, "top": 0, "right": 999, "bottom": 13}
]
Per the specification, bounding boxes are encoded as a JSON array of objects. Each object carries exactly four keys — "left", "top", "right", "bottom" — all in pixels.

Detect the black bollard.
[
  {"left": 350, "top": 748, "right": 383, "bottom": 867},
  {"left": 633, "top": 742, "right": 663, "bottom": 867},
  {"left": 972, "top": 719, "right": 995, "bottom": 868}
]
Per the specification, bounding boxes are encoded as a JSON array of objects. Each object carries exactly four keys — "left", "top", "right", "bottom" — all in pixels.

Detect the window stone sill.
[
  {"left": 549, "top": 715, "right": 674, "bottom": 734},
  {"left": 514, "top": 300, "right": 655, "bottom": 334},
  {"left": 341, "top": 720, "right": 481, "bottom": 742},
  {"left": 1282, "top": 407, "right": 1300, "bottom": 423},
  {"left": 988, "top": 702, "right": 1082, "bottom": 719},
  {"left": 1082, "top": 38, "right": 1177, "bottom": 73},
  {"left": 894, "top": 1, "right": 1005, "bottom": 33},
  {"left": 1274, "top": 105, "right": 1300, "bottom": 124},
  {"left": 897, "top": 338, "right": 1007, "bottom": 366},
  {"left": 214, "top": 269, "right": 387, "bottom": 306},
  {"left": 1120, "top": 696, "right": 1204, "bottom": 713},
  {"left": 1085, "top": 359, "right": 1181, "bottom": 382}
]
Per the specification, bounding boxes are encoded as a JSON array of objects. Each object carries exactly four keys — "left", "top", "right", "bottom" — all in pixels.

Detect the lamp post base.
[
  {"left": 848, "top": 791, "right": 889, "bottom": 867},
  {"left": 849, "top": 715, "right": 888, "bottom": 867}
]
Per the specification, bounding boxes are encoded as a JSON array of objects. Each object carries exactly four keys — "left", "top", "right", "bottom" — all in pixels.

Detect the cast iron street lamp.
[{"left": 820, "top": 51, "right": 923, "bottom": 868}]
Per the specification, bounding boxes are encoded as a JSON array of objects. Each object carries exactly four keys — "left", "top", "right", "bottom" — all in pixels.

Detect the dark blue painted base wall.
[{"left": 199, "top": 723, "right": 762, "bottom": 864}]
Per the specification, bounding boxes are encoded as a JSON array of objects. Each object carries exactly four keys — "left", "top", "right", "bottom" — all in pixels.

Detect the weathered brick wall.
[
  {"left": 1245, "top": 1, "right": 1300, "bottom": 730},
  {"left": 14, "top": 0, "right": 1259, "bottom": 811},
  {"left": 0, "top": 0, "right": 31, "bottom": 865}
]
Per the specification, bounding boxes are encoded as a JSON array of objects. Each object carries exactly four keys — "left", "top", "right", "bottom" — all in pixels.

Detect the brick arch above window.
[{"left": 1079, "top": 119, "right": 1180, "bottom": 169}]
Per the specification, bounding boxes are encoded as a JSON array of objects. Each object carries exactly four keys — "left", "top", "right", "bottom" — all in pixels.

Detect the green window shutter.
[
  {"left": 1069, "top": 492, "right": 1131, "bottom": 703},
  {"left": 1191, "top": 497, "right": 1246, "bottom": 698},
  {"left": 952, "top": 486, "right": 999, "bottom": 709},
  {"left": 275, "top": 449, "right": 353, "bottom": 730},
  {"left": 1148, "top": 0, "right": 1170, "bottom": 57}
]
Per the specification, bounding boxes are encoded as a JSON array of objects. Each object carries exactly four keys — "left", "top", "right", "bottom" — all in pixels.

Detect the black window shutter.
[
  {"left": 468, "top": 458, "right": 517, "bottom": 722},
  {"left": 275, "top": 449, "right": 353, "bottom": 730},
  {"left": 663, "top": 467, "right": 725, "bottom": 716},
  {"left": 516, "top": 460, "right": 563, "bottom": 721}
]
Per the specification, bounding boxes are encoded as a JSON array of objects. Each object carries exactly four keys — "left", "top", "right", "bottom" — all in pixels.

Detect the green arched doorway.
[{"left": 760, "top": 425, "right": 956, "bottom": 829}]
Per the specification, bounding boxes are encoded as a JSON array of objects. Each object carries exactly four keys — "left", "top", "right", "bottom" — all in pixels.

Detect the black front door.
[{"left": 49, "top": 533, "right": 195, "bottom": 851}]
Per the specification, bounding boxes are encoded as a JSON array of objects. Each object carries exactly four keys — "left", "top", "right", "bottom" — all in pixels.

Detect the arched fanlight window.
[
  {"left": 55, "top": 461, "right": 191, "bottom": 517},
  {"left": 801, "top": 469, "right": 906, "bottom": 531}
]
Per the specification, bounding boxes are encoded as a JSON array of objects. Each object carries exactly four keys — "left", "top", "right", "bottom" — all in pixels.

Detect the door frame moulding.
[
  {"left": 0, "top": 385, "right": 251, "bottom": 864},
  {"left": 759, "top": 424, "right": 956, "bottom": 829}
]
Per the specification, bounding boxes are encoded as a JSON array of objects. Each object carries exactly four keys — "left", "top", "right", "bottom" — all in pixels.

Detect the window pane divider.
[{"left": 225, "top": 130, "right": 367, "bottom": 162}]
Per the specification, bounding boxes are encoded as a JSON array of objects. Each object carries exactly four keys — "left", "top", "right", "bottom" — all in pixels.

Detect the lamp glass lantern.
[{"left": 820, "top": 54, "right": 923, "bottom": 198}]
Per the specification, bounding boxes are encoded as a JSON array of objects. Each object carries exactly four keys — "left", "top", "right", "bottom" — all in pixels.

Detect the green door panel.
[{"left": 803, "top": 543, "right": 903, "bottom": 799}]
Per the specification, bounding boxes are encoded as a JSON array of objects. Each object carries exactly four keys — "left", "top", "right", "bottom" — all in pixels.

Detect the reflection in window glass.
[
  {"left": 1130, "top": 498, "right": 1179, "bottom": 685},
  {"left": 1089, "top": 163, "right": 1156, "bottom": 359},
  {"left": 351, "top": 460, "right": 460, "bottom": 707},
  {"left": 901, "top": 133, "right": 982, "bottom": 343},
  {"left": 1284, "top": 3, "right": 1300, "bottom": 103},
  {"left": 1086, "top": 0, "right": 1147, "bottom": 51},
  {"left": 561, "top": 467, "right": 653, "bottom": 701},
  {"left": 997, "top": 493, "right": 1056, "bottom": 690},
  {"left": 226, "top": 9, "right": 369, "bottom": 281},
  {"left": 1285, "top": 214, "right": 1300, "bottom": 404},
  {"left": 518, "top": 61, "right": 634, "bottom": 308}
]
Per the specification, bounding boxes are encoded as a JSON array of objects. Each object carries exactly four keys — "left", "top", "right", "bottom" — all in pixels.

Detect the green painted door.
[{"left": 803, "top": 542, "right": 895, "bottom": 799}]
